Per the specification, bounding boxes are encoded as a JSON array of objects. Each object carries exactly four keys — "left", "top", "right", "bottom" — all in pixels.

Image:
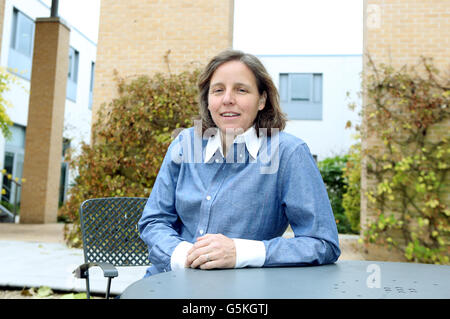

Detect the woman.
[{"left": 138, "top": 50, "right": 340, "bottom": 276}]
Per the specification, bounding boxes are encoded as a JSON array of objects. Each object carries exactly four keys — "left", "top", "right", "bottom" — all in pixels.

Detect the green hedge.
[
  {"left": 318, "top": 155, "right": 358, "bottom": 234},
  {"left": 342, "top": 142, "right": 361, "bottom": 233},
  {"left": 60, "top": 69, "right": 200, "bottom": 247}
]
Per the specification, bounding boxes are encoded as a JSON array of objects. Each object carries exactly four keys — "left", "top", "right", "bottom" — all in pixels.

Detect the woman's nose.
[{"left": 222, "top": 89, "right": 235, "bottom": 105}]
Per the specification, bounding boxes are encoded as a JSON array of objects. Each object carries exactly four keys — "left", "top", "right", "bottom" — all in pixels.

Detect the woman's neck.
[{"left": 220, "top": 128, "right": 244, "bottom": 157}]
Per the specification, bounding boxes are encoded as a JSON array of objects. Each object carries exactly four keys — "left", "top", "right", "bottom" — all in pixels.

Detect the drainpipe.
[{"left": 51, "top": 0, "right": 59, "bottom": 17}]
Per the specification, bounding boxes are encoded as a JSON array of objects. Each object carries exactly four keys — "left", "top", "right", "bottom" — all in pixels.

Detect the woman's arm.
[
  {"left": 262, "top": 142, "right": 341, "bottom": 266},
  {"left": 138, "top": 137, "right": 185, "bottom": 273}
]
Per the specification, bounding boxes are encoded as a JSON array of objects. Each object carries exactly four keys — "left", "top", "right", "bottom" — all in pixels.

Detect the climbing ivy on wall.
[{"left": 361, "top": 56, "right": 449, "bottom": 264}]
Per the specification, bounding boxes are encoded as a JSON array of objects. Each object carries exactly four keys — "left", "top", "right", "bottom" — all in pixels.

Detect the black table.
[{"left": 120, "top": 260, "right": 450, "bottom": 299}]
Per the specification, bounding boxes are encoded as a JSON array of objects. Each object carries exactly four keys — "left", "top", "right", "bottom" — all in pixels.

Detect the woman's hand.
[{"left": 185, "top": 233, "right": 236, "bottom": 270}]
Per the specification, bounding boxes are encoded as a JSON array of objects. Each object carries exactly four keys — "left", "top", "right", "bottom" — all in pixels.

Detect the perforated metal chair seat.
[{"left": 73, "top": 197, "right": 150, "bottom": 298}]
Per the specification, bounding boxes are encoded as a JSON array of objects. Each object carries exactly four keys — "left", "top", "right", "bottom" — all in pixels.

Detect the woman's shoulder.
[
  {"left": 270, "top": 131, "right": 317, "bottom": 166},
  {"left": 275, "top": 131, "right": 307, "bottom": 152},
  {"left": 167, "top": 126, "right": 206, "bottom": 164},
  {"left": 169, "top": 126, "right": 197, "bottom": 145}
]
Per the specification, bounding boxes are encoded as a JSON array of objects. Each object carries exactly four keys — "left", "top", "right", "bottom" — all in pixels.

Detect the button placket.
[{"left": 196, "top": 163, "right": 226, "bottom": 237}]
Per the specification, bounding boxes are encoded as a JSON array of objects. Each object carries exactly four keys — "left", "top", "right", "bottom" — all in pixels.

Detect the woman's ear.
[{"left": 258, "top": 91, "right": 267, "bottom": 111}]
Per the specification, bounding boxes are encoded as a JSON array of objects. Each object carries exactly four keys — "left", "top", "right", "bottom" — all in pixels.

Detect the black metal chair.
[{"left": 73, "top": 197, "right": 150, "bottom": 299}]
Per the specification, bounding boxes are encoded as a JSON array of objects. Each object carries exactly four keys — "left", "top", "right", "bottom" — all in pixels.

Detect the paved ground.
[
  {"left": 0, "top": 223, "right": 67, "bottom": 244},
  {"left": 0, "top": 223, "right": 148, "bottom": 298},
  {"left": 0, "top": 222, "right": 365, "bottom": 299}
]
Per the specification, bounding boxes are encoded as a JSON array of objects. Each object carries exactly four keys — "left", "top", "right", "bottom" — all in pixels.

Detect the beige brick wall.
[
  {"left": 20, "top": 19, "right": 70, "bottom": 223},
  {"left": 361, "top": 0, "right": 450, "bottom": 259},
  {"left": 0, "top": 0, "right": 5, "bottom": 56},
  {"left": 92, "top": 0, "right": 234, "bottom": 123},
  {"left": 363, "top": 0, "right": 450, "bottom": 69}
]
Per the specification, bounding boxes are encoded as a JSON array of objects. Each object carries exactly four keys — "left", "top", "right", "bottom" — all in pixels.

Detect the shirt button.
[
  {"left": 239, "top": 154, "right": 243, "bottom": 158},
  {"left": 206, "top": 195, "right": 211, "bottom": 201},
  {"left": 199, "top": 229, "right": 204, "bottom": 235},
  {"left": 215, "top": 159, "right": 220, "bottom": 163}
]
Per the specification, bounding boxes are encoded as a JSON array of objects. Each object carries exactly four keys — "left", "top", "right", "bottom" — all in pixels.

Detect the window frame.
[
  {"left": 279, "top": 72, "right": 323, "bottom": 120},
  {"left": 88, "top": 61, "right": 95, "bottom": 109},
  {"left": 8, "top": 7, "right": 35, "bottom": 80},
  {"left": 66, "top": 46, "right": 80, "bottom": 102}
]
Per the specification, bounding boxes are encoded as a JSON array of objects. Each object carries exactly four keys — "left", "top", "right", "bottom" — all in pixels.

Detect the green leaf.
[
  {"left": 74, "top": 292, "right": 88, "bottom": 299},
  {"left": 37, "top": 286, "right": 53, "bottom": 298},
  {"left": 60, "top": 292, "right": 88, "bottom": 299}
]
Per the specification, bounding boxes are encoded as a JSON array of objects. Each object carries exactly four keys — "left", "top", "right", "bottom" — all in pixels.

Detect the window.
[
  {"left": 8, "top": 8, "right": 35, "bottom": 80},
  {"left": 2, "top": 124, "right": 26, "bottom": 205},
  {"left": 66, "top": 47, "right": 79, "bottom": 101},
  {"left": 279, "top": 73, "right": 323, "bottom": 120},
  {"left": 59, "top": 138, "right": 71, "bottom": 205},
  {"left": 89, "top": 62, "right": 95, "bottom": 109}
]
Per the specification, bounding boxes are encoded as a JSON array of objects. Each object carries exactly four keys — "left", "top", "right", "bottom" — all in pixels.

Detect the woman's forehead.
[{"left": 210, "top": 60, "right": 257, "bottom": 86}]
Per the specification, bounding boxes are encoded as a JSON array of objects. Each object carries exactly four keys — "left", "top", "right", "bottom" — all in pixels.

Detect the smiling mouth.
[{"left": 220, "top": 112, "right": 240, "bottom": 118}]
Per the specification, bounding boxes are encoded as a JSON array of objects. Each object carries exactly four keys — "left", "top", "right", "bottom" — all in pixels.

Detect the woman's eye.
[
  {"left": 211, "top": 88, "right": 223, "bottom": 94},
  {"left": 237, "top": 88, "right": 247, "bottom": 93}
]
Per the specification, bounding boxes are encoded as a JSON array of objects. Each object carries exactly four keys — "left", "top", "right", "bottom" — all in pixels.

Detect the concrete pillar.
[{"left": 20, "top": 18, "right": 70, "bottom": 223}]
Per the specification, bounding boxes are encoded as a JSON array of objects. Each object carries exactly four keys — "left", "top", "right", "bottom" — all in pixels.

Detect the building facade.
[
  {"left": 0, "top": 0, "right": 96, "bottom": 213},
  {"left": 93, "top": 0, "right": 361, "bottom": 161},
  {"left": 258, "top": 54, "right": 362, "bottom": 161},
  {"left": 92, "top": 0, "right": 235, "bottom": 123},
  {"left": 0, "top": 0, "right": 234, "bottom": 222},
  {"left": 0, "top": 0, "right": 365, "bottom": 223}
]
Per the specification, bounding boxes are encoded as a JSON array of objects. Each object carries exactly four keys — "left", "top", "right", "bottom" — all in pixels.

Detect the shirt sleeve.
[
  {"left": 138, "top": 136, "right": 186, "bottom": 272},
  {"left": 170, "top": 241, "right": 194, "bottom": 270},
  {"left": 233, "top": 239, "right": 266, "bottom": 268},
  {"left": 262, "top": 143, "right": 341, "bottom": 267}
]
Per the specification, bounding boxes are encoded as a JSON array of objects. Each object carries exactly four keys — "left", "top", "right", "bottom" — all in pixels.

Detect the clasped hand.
[{"left": 185, "top": 233, "right": 236, "bottom": 270}]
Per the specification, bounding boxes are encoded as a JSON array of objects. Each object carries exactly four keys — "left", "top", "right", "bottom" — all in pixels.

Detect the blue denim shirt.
[{"left": 138, "top": 127, "right": 340, "bottom": 276}]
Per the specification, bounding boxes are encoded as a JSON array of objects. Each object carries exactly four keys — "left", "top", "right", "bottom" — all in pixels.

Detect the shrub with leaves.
[
  {"left": 361, "top": 56, "right": 449, "bottom": 264},
  {"left": 342, "top": 141, "right": 361, "bottom": 233},
  {"left": 318, "top": 155, "right": 356, "bottom": 234},
  {"left": 0, "top": 67, "right": 17, "bottom": 138},
  {"left": 61, "top": 69, "right": 200, "bottom": 247}
]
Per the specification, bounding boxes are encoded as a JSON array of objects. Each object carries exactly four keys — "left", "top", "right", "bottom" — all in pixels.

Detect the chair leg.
[
  {"left": 106, "top": 277, "right": 112, "bottom": 299},
  {"left": 85, "top": 276, "right": 91, "bottom": 299}
]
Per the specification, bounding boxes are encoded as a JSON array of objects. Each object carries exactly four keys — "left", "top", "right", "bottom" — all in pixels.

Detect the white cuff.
[
  {"left": 170, "top": 241, "right": 193, "bottom": 270},
  {"left": 232, "top": 239, "right": 266, "bottom": 268}
]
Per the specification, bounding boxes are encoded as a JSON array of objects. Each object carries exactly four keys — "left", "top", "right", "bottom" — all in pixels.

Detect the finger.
[
  {"left": 185, "top": 253, "right": 194, "bottom": 267},
  {"left": 185, "top": 250, "right": 196, "bottom": 266},
  {"left": 200, "top": 259, "right": 220, "bottom": 270},
  {"left": 193, "top": 238, "right": 211, "bottom": 249},
  {"left": 186, "top": 246, "right": 210, "bottom": 266},
  {"left": 196, "top": 233, "right": 214, "bottom": 241},
  {"left": 187, "top": 245, "right": 195, "bottom": 255},
  {"left": 190, "top": 253, "right": 211, "bottom": 269},
  {"left": 187, "top": 238, "right": 209, "bottom": 256},
  {"left": 195, "top": 235, "right": 215, "bottom": 247},
  {"left": 185, "top": 244, "right": 203, "bottom": 267}
]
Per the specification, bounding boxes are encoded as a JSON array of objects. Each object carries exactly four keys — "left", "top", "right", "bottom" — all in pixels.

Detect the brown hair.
[{"left": 198, "top": 49, "right": 286, "bottom": 136}]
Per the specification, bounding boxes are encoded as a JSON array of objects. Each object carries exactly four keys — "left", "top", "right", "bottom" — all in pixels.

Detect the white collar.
[{"left": 204, "top": 126, "right": 262, "bottom": 162}]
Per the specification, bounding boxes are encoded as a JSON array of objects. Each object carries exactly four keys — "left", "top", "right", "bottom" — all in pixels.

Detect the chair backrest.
[{"left": 79, "top": 197, "right": 150, "bottom": 266}]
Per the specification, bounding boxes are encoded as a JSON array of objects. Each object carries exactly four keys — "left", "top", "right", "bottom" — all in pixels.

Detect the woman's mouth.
[{"left": 220, "top": 112, "right": 240, "bottom": 118}]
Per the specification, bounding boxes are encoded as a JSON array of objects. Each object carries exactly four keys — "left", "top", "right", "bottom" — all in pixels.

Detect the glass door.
[{"left": 2, "top": 148, "right": 24, "bottom": 205}]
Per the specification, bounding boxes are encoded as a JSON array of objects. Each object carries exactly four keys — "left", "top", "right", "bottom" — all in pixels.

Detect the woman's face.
[{"left": 208, "top": 60, "right": 266, "bottom": 136}]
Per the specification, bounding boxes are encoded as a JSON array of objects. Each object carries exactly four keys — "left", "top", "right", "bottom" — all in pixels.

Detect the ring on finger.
[{"left": 205, "top": 254, "right": 210, "bottom": 262}]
